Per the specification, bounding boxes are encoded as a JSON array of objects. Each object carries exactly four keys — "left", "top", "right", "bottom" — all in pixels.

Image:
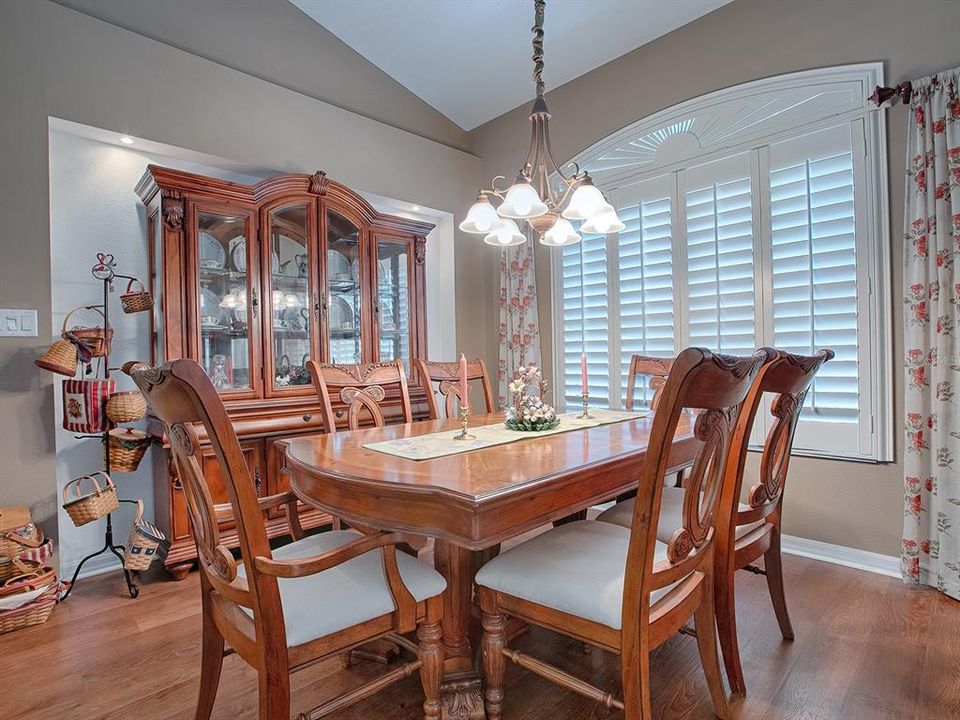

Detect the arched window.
[{"left": 554, "top": 64, "right": 891, "bottom": 461}]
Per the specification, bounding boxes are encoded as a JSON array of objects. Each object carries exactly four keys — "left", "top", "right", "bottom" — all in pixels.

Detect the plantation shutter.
[
  {"left": 561, "top": 231, "right": 610, "bottom": 408},
  {"left": 616, "top": 175, "right": 675, "bottom": 408},
  {"left": 683, "top": 153, "right": 757, "bottom": 356},
  {"left": 768, "top": 124, "right": 865, "bottom": 453}
]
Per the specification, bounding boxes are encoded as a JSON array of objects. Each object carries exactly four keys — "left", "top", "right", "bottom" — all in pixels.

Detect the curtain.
[
  {"left": 497, "top": 238, "right": 541, "bottom": 408},
  {"left": 902, "top": 66, "right": 960, "bottom": 600}
]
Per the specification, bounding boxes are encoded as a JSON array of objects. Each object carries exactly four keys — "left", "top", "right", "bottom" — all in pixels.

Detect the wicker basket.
[
  {"left": 105, "top": 391, "right": 147, "bottom": 424},
  {"left": 35, "top": 338, "right": 78, "bottom": 376},
  {"left": 0, "top": 507, "right": 43, "bottom": 560},
  {"left": 106, "top": 428, "right": 150, "bottom": 472},
  {"left": 0, "top": 559, "right": 56, "bottom": 599},
  {"left": 62, "top": 471, "right": 119, "bottom": 527},
  {"left": 62, "top": 306, "right": 113, "bottom": 358},
  {"left": 124, "top": 500, "right": 168, "bottom": 571},
  {"left": 120, "top": 279, "right": 154, "bottom": 314},
  {"left": 0, "top": 578, "right": 62, "bottom": 635},
  {"left": 0, "top": 539, "right": 53, "bottom": 582}
]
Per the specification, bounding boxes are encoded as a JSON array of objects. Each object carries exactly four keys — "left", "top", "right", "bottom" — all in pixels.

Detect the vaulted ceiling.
[{"left": 291, "top": 0, "right": 733, "bottom": 130}]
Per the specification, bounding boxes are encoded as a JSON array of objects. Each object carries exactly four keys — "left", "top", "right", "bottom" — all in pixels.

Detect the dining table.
[{"left": 284, "top": 411, "right": 698, "bottom": 720}]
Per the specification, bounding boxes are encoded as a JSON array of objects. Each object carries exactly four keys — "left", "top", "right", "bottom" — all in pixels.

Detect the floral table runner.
[{"left": 362, "top": 408, "right": 649, "bottom": 461}]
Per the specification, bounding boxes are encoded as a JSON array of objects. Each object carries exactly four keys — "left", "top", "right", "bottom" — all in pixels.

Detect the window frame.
[{"left": 550, "top": 64, "right": 892, "bottom": 463}]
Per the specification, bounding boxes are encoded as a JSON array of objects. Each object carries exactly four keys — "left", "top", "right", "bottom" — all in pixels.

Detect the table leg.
[{"left": 434, "top": 540, "right": 485, "bottom": 720}]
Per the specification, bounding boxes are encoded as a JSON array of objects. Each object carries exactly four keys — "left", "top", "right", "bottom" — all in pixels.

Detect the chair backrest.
[
  {"left": 307, "top": 360, "right": 413, "bottom": 432},
  {"left": 414, "top": 358, "right": 496, "bottom": 419},
  {"left": 624, "top": 354, "right": 674, "bottom": 411},
  {"left": 719, "top": 348, "right": 834, "bottom": 530},
  {"left": 620, "top": 348, "right": 767, "bottom": 631},
  {"left": 127, "top": 359, "right": 282, "bottom": 654}
]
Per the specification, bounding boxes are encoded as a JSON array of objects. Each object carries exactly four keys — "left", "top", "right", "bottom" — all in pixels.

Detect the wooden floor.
[{"left": 2, "top": 554, "right": 959, "bottom": 720}]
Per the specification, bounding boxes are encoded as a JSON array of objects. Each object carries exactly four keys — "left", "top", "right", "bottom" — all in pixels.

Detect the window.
[{"left": 553, "top": 65, "right": 891, "bottom": 461}]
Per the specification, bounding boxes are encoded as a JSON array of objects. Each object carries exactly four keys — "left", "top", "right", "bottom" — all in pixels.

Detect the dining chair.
[
  {"left": 475, "top": 347, "right": 767, "bottom": 720},
  {"left": 129, "top": 359, "right": 446, "bottom": 720},
  {"left": 414, "top": 357, "right": 496, "bottom": 419},
  {"left": 598, "top": 348, "right": 833, "bottom": 695},
  {"left": 307, "top": 359, "right": 413, "bottom": 433},
  {"left": 623, "top": 353, "right": 690, "bottom": 492},
  {"left": 624, "top": 354, "right": 674, "bottom": 412}
]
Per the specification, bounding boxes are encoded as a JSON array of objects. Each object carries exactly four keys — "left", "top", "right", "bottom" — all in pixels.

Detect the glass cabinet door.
[
  {"left": 375, "top": 238, "right": 412, "bottom": 370},
  {"left": 195, "top": 208, "right": 258, "bottom": 395},
  {"left": 325, "top": 210, "right": 364, "bottom": 364},
  {"left": 265, "top": 203, "right": 315, "bottom": 393}
]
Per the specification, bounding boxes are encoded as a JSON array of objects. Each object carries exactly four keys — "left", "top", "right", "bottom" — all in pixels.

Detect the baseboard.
[
  {"left": 59, "top": 552, "right": 124, "bottom": 582},
  {"left": 781, "top": 534, "right": 901, "bottom": 578}
]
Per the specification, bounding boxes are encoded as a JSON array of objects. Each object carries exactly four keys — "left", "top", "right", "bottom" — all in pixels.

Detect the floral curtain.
[
  {"left": 902, "top": 66, "right": 960, "bottom": 600},
  {"left": 497, "top": 238, "right": 541, "bottom": 408}
]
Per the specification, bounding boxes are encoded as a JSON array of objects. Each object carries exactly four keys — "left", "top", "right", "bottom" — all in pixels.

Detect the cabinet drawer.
[{"left": 170, "top": 439, "right": 265, "bottom": 539}]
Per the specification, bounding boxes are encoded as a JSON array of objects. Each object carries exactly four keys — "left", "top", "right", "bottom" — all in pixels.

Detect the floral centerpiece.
[{"left": 504, "top": 365, "right": 560, "bottom": 432}]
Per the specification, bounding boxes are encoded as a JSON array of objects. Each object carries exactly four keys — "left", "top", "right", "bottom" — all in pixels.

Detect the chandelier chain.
[{"left": 532, "top": 0, "right": 546, "bottom": 99}]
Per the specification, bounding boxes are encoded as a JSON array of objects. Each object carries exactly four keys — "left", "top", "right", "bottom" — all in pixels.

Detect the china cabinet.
[{"left": 136, "top": 166, "right": 433, "bottom": 578}]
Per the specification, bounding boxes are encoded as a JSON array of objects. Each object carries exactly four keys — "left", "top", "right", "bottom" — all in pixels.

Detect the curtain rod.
[{"left": 868, "top": 82, "right": 913, "bottom": 108}]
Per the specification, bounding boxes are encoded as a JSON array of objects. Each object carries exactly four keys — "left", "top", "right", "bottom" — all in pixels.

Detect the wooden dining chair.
[
  {"left": 475, "top": 347, "right": 767, "bottom": 720},
  {"left": 414, "top": 358, "right": 496, "bottom": 419},
  {"left": 624, "top": 354, "right": 674, "bottom": 411},
  {"left": 128, "top": 359, "right": 446, "bottom": 720},
  {"left": 599, "top": 348, "right": 833, "bottom": 695},
  {"left": 307, "top": 359, "right": 413, "bottom": 432}
]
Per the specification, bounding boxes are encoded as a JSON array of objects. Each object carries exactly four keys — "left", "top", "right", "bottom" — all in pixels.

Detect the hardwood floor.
[{"left": 1, "top": 554, "right": 957, "bottom": 720}]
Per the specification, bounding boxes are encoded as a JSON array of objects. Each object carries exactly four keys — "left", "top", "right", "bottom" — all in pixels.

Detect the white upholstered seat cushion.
[
  {"left": 474, "top": 521, "right": 683, "bottom": 630},
  {"left": 237, "top": 530, "right": 446, "bottom": 647},
  {"left": 595, "top": 486, "right": 765, "bottom": 542}
]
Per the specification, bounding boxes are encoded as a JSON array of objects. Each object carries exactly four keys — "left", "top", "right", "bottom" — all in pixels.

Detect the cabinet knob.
[
  {"left": 336, "top": 410, "right": 345, "bottom": 419},
  {"left": 302, "top": 414, "right": 312, "bottom": 422}
]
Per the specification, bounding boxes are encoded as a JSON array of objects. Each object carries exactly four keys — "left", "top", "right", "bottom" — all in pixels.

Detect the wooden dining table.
[{"left": 284, "top": 412, "right": 697, "bottom": 720}]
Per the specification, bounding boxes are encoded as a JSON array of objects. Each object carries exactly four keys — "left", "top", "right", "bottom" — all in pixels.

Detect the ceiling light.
[
  {"left": 119, "top": 135, "right": 135, "bottom": 145},
  {"left": 411, "top": 205, "right": 420, "bottom": 211},
  {"left": 462, "top": 0, "right": 622, "bottom": 248}
]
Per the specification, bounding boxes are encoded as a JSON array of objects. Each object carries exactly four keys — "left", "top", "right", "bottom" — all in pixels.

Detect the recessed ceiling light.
[
  {"left": 411, "top": 205, "right": 420, "bottom": 211},
  {"left": 119, "top": 136, "right": 135, "bottom": 145}
]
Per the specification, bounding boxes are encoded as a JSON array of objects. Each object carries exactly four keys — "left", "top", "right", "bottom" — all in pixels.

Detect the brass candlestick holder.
[
  {"left": 453, "top": 405, "right": 476, "bottom": 441},
  {"left": 577, "top": 392, "right": 594, "bottom": 420}
]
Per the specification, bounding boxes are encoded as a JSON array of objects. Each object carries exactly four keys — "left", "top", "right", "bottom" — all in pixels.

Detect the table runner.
[{"left": 363, "top": 408, "right": 649, "bottom": 461}]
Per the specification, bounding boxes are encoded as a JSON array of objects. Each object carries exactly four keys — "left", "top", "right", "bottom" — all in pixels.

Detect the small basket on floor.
[
  {"left": 123, "top": 500, "right": 168, "bottom": 572},
  {"left": 0, "top": 506, "right": 44, "bottom": 559},
  {"left": 0, "top": 574, "right": 63, "bottom": 635},
  {"left": 0, "top": 539, "right": 54, "bottom": 582},
  {"left": 106, "top": 428, "right": 150, "bottom": 472},
  {"left": 62, "top": 471, "right": 119, "bottom": 527}
]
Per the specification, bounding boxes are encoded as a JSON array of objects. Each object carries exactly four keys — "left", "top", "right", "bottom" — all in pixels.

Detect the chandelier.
[{"left": 460, "top": 0, "right": 624, "bottom": 248}]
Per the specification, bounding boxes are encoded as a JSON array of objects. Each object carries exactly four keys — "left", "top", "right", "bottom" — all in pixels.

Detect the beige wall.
[
  {"left": 0, "top": 0, "right": 482, "bottom": 544},
  {"left": 55, "top": 0, "right": 470, "bottom": 152},
  {"left": 469, "top": 0, "right": 960, "bottom": 556}
]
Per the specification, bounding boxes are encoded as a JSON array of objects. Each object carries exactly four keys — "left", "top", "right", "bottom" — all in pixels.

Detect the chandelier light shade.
[
  {"left": 483, "top": 218, "right": 527, "bottom": 247},
  {"left": 541, "top": 217, "right": 581, "bottom": 247},
  {"left": 561, "top": 180, "right": 608, "bottom": 221},
  {"left": 460, "top": 194, "right": 500, "bottom": 233},
  {"left": 462, "top": 0, "right": 623, "bottom": 248},
  {"left": 497, "top": 179, "right": 549, "bottom": 219},
  {"left": 580, "top": 207, "right": 626, "bottom": 235}
]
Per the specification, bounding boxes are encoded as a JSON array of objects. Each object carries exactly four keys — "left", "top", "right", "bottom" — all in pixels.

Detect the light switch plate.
[{"left": 0, "top": 309, "right": 39, "bottom": 337}]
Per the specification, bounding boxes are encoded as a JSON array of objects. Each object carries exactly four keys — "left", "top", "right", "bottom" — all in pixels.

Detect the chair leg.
[
  {"left": 480, "top": 591, "right": 508, "bottom": 720},
  {"left": 258, "top": 663, "right": 291, "bottom": 720},
  {"left": 195, "top": 605, "right": 225, "bottom": 720},
  {"left": 764, "top": 527, "right": 794, "bottom": 641},
  {"left": 418, "top": 597, "right": 444, "bottom": 720},
  {"left": 694, "top": 591, "right": 732, "bottom": 720},
  {"left": 620, "top": 643, "right": 652, "bottom": 720},
  {"left": 714, "top": 565, "right": 745, "bottom": 697}
]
